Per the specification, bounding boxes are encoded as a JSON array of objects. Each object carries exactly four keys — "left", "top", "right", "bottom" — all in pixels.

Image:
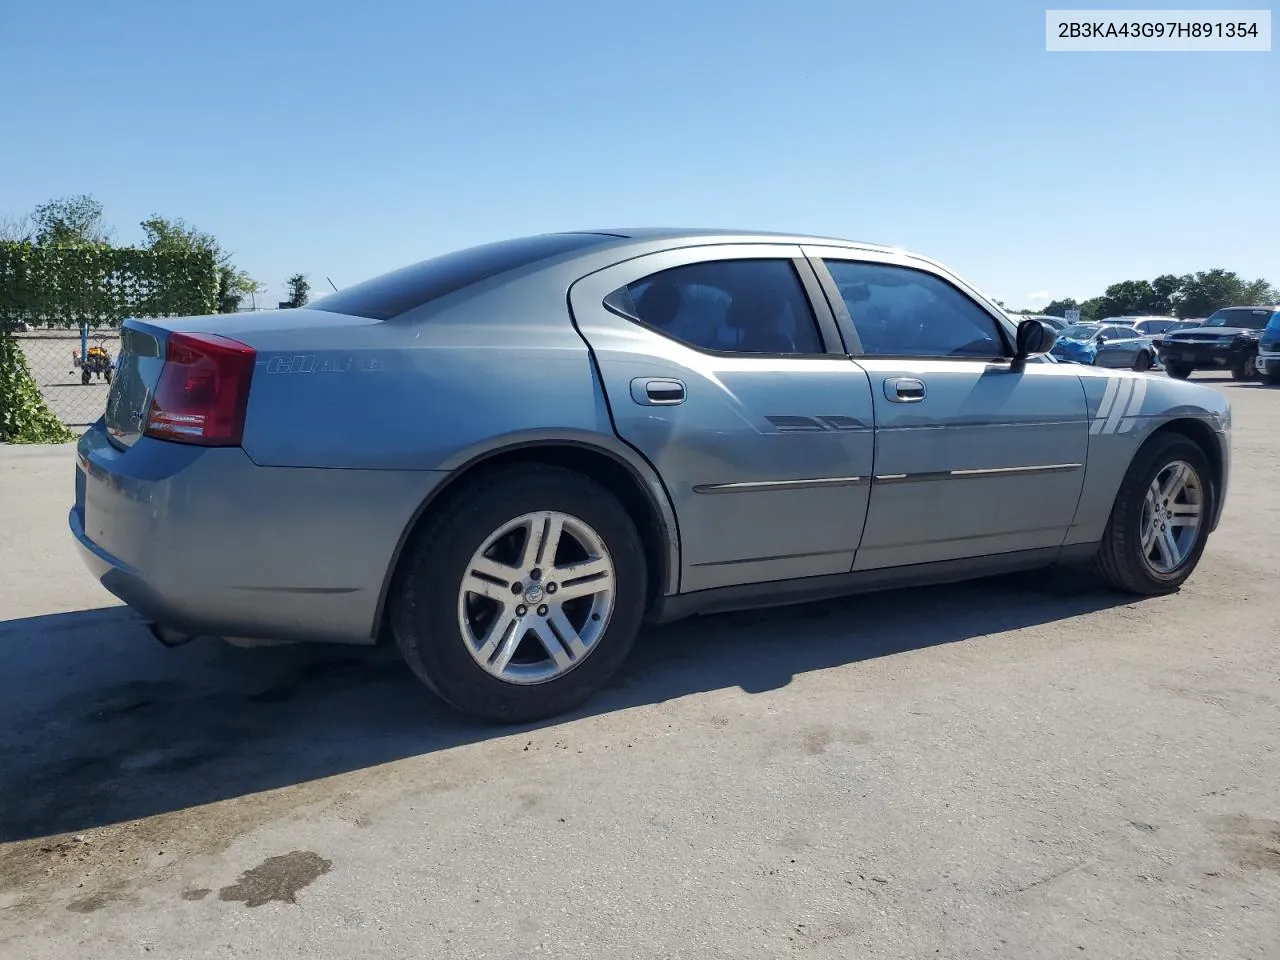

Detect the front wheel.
[
  {"left": 391, "top": 464, "right": 647, "bottom": 723},
  {"left": 1264, "top": 369, "right": 1280, "bottom": 386},
  {"left": 1164, "top": 362, "right": 1192, "bottom": 380},
  {"left": 1231, "top": 352, "right": 1258, "bottom": 381},
  {"left": 1095, "top": 433, "right": 1213, "bottom": 595}
]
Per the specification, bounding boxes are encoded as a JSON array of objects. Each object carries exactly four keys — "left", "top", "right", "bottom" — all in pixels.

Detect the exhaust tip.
[{"left": 147, "top": 623, "right": 199, "bottom": 648}]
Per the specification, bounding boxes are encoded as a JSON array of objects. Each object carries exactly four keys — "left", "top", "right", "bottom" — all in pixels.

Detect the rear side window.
[
  {"left": 604, "top": 259, "right": 825, "bottom": 356},
  {"left": 1265, "top": 311, "right": 1280, "bottom": 333},
  {"left": 823, "top": 260, "right": 1007, "bottom": 358},
  {"left": 311, "top": 233, "right": 617, "bottom": 320}
]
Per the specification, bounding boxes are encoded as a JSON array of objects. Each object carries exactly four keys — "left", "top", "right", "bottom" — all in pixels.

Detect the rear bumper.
[{"left": 71, "top": 422, "right": 447, "bottom": 644}]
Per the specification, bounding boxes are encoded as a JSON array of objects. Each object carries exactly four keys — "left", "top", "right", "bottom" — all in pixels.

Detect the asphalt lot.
[{"left": 2, "top": 373, "right": 1277, "bottom": 960}]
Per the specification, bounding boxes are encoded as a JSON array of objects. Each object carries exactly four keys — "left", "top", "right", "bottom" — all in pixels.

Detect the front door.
[
  {"left": 568, "top": 244, "right": 876, "bottom": 593},
  {"left": 805, "top": 250, "right": 1090, "bottom": 570}
]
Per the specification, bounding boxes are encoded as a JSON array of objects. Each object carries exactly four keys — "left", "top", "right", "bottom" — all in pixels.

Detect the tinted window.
[
  {"left": 1138, "top": 320, "right": 1176, "bottom": 334},
  {"left": 311, "top": 232, "right": 617, "bottom": 320},
  {"left": 1203, "top": 307, "right": 1273, "bottom": 330},
  {"left": 823, "top": 260, "right": 1006, "bottom": 358},
  {"left": 1265, "top": 312, "right": 1280, "bottom": 333},
  {"left": 606, "top": 259, "right": 824, "bottom": 355}
]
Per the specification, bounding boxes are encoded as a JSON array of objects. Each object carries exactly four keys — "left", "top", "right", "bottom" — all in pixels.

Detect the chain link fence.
[{"left": 10, "top": 325, "right": 120, "bottom": 427}]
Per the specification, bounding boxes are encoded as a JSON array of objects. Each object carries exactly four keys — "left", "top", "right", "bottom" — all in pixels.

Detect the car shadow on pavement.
[{"left": 0, "top": 566, "right": 1130, "bottom": 845}]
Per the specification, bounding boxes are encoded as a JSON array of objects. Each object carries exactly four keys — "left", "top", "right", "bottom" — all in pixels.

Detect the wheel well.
[
  {"left": 373, "top": 443, "right": 673, "bottom": 642},
  {"left": 1147, "top": 417, "right": 1224, "bottom": 512}
]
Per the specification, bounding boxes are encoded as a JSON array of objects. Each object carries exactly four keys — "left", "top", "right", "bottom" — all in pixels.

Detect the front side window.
[
  {"left": 604, "top": 259, "right": 825, "bottom": 356},
  {"left": 822, "top": 260, "right": 1007, "bottom": 358},
  {"left": 1265, "top": 311, "right": 1280, "bottom": 334}
]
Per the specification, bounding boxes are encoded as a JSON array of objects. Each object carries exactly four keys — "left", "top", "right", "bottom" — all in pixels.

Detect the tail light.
[{"left": 144, "top": 332, "right": 256, "bottom": 446}]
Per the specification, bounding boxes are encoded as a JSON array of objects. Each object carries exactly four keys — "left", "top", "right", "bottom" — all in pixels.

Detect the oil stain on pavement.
[{"left": 217, "top": 851, "right": 333, "bottom": 907}]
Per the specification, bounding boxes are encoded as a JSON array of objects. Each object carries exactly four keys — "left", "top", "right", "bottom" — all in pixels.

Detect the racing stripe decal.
[
  {"left": 1094, "top": 377, "right": 1131, "bottom": 436},
  {"left": 1116, "top": 376, "right": 1148, "bottom": 434},
  {"left": 1090, "top": 377, "right": 1122, "bottom": 435}
]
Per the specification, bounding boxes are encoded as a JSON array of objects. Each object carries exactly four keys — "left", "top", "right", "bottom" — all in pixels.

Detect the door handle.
[
  {"left": 884, "top": 377, "right": 926, "bottom": 403},
  {"left": 631, "top": 377, "right": 686, "bottom": 406}
]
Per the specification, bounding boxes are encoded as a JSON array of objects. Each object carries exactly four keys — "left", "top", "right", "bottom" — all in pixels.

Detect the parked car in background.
[
  {"left": 1050, "top": 322, "right": 1157, "bottom": 370},
  {"left": 1120, "top": 317, "right": 1183, "bottom": 349},
  {"left": 1158, "top": 306, "right": 1278, "bottom": 380},
  {"left": 70, "top": 228, "right": 1232, "bottom": 722},
  {"left": 1253, "top": 308, "right": 1280, "bottom": 385}
]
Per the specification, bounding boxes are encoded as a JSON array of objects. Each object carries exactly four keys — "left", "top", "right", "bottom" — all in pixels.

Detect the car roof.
[
  {"left": 576, "top": 226, "right": 895, "bottom": 246},
  {"left": 568, "top": 227, "right": 914, "bottom": 257}
]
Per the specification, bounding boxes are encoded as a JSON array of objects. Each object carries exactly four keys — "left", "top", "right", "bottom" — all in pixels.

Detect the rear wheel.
[
  {"left": 1164, "top": 362, "right": 1192, "bottom": 380},
  {"left": 391, "top": 465, "right": 647, "bottom": 723},
  {"left": 80, "top": 370, "right": 90, "bottom": 385},
  {"left": 1132, "top": 351, "right": 1153, "bottom": 372},
  {"left": 1095, "top": 433, "right": 1213, "bottom": 595}
]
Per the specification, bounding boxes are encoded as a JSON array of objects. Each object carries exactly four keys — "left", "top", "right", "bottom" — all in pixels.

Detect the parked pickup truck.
[{"left": 1159, "top": 306, "right": 1278, "bottom": 381}]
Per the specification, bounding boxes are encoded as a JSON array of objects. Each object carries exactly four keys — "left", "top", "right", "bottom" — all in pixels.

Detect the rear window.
[{"left": 310, "top": 232, "right": 619, "bottom": 320}]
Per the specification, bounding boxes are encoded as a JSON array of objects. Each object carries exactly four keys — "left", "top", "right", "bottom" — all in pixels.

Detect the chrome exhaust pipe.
[{"left": 147, "top": 623, "right": 199, "bottom": 648}]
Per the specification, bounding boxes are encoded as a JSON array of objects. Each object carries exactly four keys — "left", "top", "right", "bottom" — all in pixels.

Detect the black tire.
[
  {"left": 1132, "top": 351, "right": 1153, "bottom": 372},
  {"left": 80, "top": 370, "right": 90, "bottom": 385},
  {"left": 390, "top": 464, "right": 648, "bottom": 723},
  {"left": 1230, "top": 352, "right": 1257, "bottom": 381},
  {"left": 104, "top": 367, "right": 112, "bottom": 384},
  {"left": 1164, "top": 362, "right": 1192, "bottom": 380},
  {"left": 1264, "top": 370, "right": 1280, "bottom": 386},
  {"left": 1095, "top": 433, "right": 1214, "bottom": 596}
]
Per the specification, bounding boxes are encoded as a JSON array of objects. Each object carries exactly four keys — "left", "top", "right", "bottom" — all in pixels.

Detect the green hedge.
[
  {"left": 0, "top": 241, "right": 218, "bottom": 328},
  {"left": 0, "top": 242, "right": 218, "bottom": 442},
  {"left": 0, "top": 335, "right": 77, "bottom": 443}
]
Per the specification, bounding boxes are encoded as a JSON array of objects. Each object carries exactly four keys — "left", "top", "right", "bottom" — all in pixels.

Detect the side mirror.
[{"left": 1013, "top": 318, "right": 1058, "bottom": 370}]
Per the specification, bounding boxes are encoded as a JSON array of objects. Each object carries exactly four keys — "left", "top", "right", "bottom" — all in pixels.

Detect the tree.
[
  {"left": 1150, "top": 274, "right": 1183, "bottom": 315},
  {"left": 0, "top": 212, "right": 34, "bottom": 242},
  {"left": 1079, "top": 297, "right": 1106, "bottom": 323},
  {"left": 31, "top": 194, "right": 112, "bottom": 247},
  {"left": 284, "top": 273, "right": 310, "bottom": 309},
  {"left": 1174, "top": 269, "right": 1277, "bottom": 318},
  {"left": 1040, "top": 298, "right": 1080, "bottom": 319},
  {"left": 141, "top": 214, "right": 258, "bottom": 313}
]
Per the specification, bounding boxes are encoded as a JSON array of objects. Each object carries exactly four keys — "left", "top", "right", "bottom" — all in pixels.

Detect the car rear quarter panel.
[
  {"left": 228, "top": 268, "right": 684, "bottom": 600},
  {"left": 1066, "top": 369, "right": 1230, "bottom": 543},
  {"left": 75, "top": 426, "right": 442, "bottom": 643}
]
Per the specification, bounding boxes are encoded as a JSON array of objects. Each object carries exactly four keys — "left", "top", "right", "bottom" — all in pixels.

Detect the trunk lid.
[{"left": 103, "top": 308, "right": 380, "bottom": 450}]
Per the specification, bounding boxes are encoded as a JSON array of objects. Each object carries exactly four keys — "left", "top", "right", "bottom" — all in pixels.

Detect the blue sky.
[{"left": 2, "top": 0, "right": 1275, "bottom": 309}]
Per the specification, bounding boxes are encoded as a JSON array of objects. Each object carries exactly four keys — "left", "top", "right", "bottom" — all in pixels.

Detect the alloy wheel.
[
  {"left": 456, "top": 511, "right": 616, "bottom": 684},
  {"left": 1140, "top": 460, "right": 1203, "bottom": 574}
]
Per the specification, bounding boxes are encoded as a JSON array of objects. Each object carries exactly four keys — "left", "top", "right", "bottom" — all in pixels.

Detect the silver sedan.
[{"left": 71, "top": 229, "right": 1232, "bottom": 721}]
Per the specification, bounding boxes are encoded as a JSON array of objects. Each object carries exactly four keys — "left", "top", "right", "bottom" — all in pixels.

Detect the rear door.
[
  {"left": 804, "top": 249, "right": 1090, "bottom": 571},
  {"left": 1096, "top": 326, "right": 1140, "bottom": 367},
  {"left": 568, "top": 244, "right": 876, "bottom": 593}
]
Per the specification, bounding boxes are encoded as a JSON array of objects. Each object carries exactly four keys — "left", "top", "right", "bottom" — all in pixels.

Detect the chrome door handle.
[
  {"left": 884, "top": 377, "right": 926, "bottom": 403},
  {"left": 631, "top": 377, "right": 686, "bottom": 406}
]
